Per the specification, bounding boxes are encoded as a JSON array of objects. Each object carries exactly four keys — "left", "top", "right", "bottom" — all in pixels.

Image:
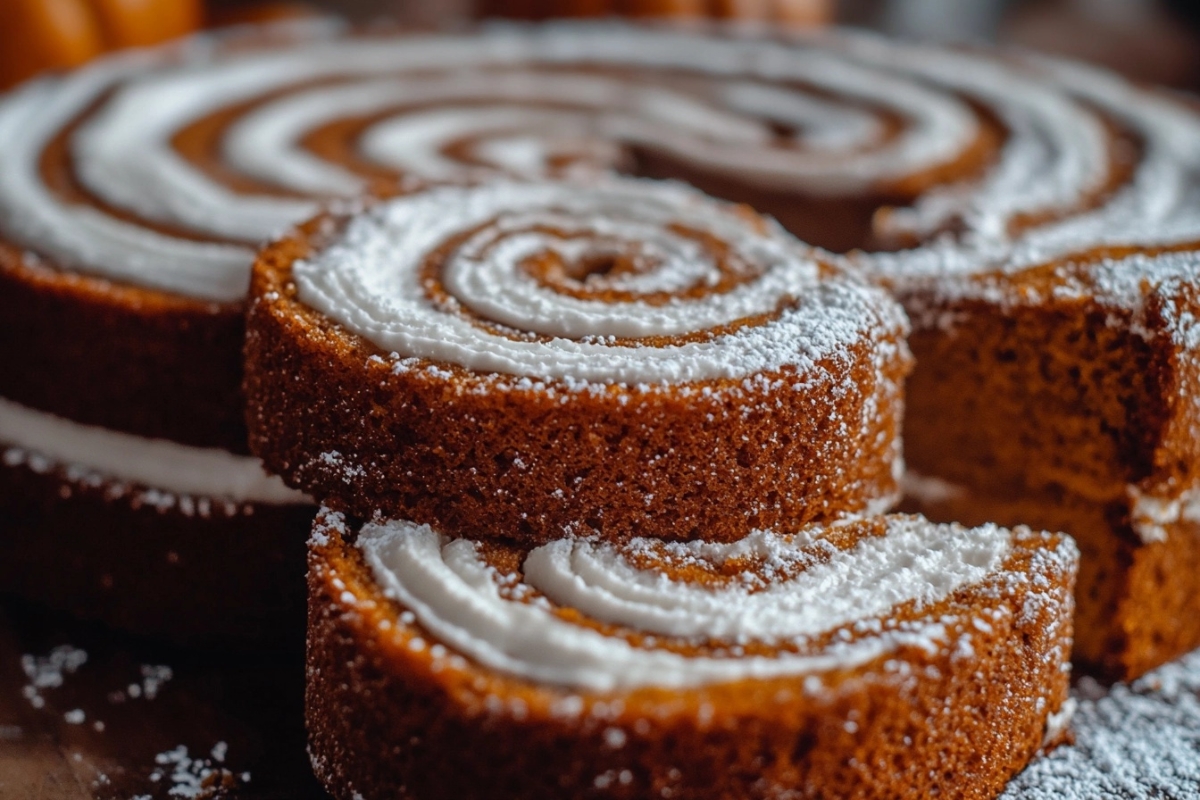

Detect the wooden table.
[{"left": 0, "top": 598, "right": 326, "bottom": 799}]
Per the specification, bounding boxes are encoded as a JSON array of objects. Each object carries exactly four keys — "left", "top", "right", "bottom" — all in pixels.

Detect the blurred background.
[
  {"left": 215, "top": 0, "right": 1200, "bottom": 89},
  {"left": 4, "top": 0, "right": 1200, "bottom": 91}
]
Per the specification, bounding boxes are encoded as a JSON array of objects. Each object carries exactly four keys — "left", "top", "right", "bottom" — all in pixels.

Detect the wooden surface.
[{"left": 0, "top": 597, "right": 327, "bottom": 799}]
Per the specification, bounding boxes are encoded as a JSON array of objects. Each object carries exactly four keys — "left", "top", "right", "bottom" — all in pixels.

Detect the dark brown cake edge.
[
  {"left": 0, "top": 242, "right": 252, "bottom": 453},
  {"left": 0, "top": 454, "right": 314, "bottom": 649}
]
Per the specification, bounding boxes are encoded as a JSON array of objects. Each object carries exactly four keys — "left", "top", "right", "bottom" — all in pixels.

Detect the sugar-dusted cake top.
[
  {"left": 331, "top": 511, "right": 1077, "bottom": 691},
  {"left": 292, "top": 178, "right": 902, "bottom": 385},
  {"left": 1, "top": 21, "right": 1197, "bottom": 303}
]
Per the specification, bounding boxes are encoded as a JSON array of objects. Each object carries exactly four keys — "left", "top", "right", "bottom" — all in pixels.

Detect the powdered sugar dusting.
[
  {"left": 20, "top": 645, "right": 88, "bottom": 710},
  {"left": 295, "top": 178, "right": 897, "bottom": 385},
  {"left": 148, "top": 744, "right": 246, "bottom": 798},
  {"left": 866, "top": 53, "right": 1200, "bottom": 314},
  {"left": 347, "top": 511, "right": 1072, "bottom": 691},
  {"left": 855, "top": 41, "right": 1200, "bottom": 291},
  {"left": 904, "top": 247, "right": 1200, "bottom": 399},
  {"left": 1004, "top": 649, "right": 1200, "bottom": 799}
]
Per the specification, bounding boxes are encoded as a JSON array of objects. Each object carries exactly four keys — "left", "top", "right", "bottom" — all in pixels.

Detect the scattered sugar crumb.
[
  {"left": 20, "top": 645, "right": 87, "bottom": 709},
  {"left": 139, "top": 664, "right": 174, "bottom": 700},
  {"left": 148, "top": 744, "right": 243, "bottom": 798}
]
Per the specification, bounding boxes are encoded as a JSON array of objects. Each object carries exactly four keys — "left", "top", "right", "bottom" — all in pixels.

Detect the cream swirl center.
[
  {"left": 293, "top": 179, "right": 891, "bottom": 384},
  {"left": 356, "top": 516, "right": 1013, "bottom": 690}
]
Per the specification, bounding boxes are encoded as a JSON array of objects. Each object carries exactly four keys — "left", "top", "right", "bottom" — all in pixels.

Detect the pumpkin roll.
[
  {"left": 306, "top": 509, "right": 1078, "bottom": 800},
  {"left": 0, "top": 19, "right": 979, "bottom": 468},
  {"left": 893, "top": 244, "right": 1200, "bottom": 677},
  {"left": 900, "top": 247, "right": 1200, "bottom": 518},
  {"left": 845, "top": 44, "right": 1200, "bottom": 508},
  {"left": 899, "top": 247, "right": 1200, "bottom": 679},
  {"left": 246, "top": 177, "right": 910, "bottom": 545},
  {"left": 0, "top": 18, "right": 1194, "bottom": 669}
]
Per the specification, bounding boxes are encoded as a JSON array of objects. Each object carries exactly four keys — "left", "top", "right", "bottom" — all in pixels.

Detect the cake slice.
[
  {"left": 307, "top": 510, "right": 1077, "bottom": 800},
  {"left": 245, "top": 177, "right": 910, "bottom": 545}
]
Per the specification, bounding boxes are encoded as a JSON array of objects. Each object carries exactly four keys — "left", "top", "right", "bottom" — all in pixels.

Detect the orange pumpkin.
[{"left": 0, "top": 0, "right": 202, "bottom": 90}]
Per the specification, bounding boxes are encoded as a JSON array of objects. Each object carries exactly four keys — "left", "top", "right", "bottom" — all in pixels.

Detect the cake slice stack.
[{"left": 244, "top": 176, "right": 1079, "bottom": 799}]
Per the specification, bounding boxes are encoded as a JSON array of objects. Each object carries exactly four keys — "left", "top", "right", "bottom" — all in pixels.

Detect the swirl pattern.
[
  {"left": 3, "top": 22, "right": 1198, "bottom": 303},
  {"left": 247, "top": 174, "right": 908, "bottom": 543},
  {"left": 308, "top": 507, "right": 1078, "bottom": 800},
  {"left": 293, "top": 179, "right": 890, "bottom": 384},
  {"left": 348, "top": 511, "right": 1021, "bottom": 691}
]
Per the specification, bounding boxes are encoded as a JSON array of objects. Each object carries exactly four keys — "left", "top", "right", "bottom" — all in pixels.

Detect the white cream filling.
[
  {"left": 861, "top": 44, "right": 1200, "bottom": 284},
  {"left": 357, "top": 515, "right": 1013, "bottom": 691},
  {"left": 901, "top": 470, "right": 967, "bottom": 506},
  {"left": 1009, "top": 56, "right": 1200, "bottom": 261},
  {"left": 0, "top": 397, "right": 308, "bottom": 505},
  {"left": 0, "top": 70, "right": 257, "bottom": 303},
  {"left": 293, "top": 179, "right": 896, "bottom": 384},
  {"left": 838, "top": 33, "right": 1110, "bottom": 245},
  {"left": 1128, "top": 485, "right": 1200, "bottom": 545}
]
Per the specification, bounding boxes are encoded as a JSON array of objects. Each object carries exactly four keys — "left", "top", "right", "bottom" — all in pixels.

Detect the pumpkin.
[{"left": 0, "top": 0, "right": 202, "bottom": 90}]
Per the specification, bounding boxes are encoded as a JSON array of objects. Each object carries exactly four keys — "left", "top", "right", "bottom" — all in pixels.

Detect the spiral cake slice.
[
  {"left": 307, "top": 510, "right": 1077, "bottom": 800},
  {"left": 245, "top": 177, "right": 910, "bottom": 544}
]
